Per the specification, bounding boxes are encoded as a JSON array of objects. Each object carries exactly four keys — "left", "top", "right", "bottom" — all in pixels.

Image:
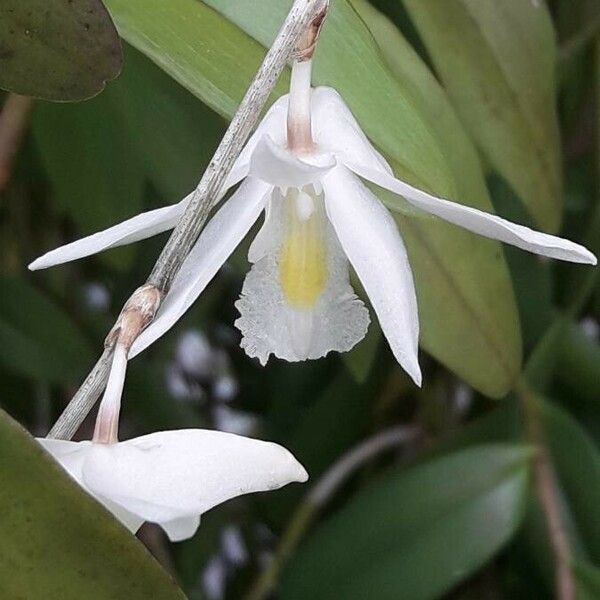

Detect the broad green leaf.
[
  {"left": 0, "top": 408, "right": 185, "bottom": 600},
  {"left": 443, "top": 397, "right": 600, "bottom": 584},
  {"left": 32, "top": 89, "right": 145, "bottom": 269},
  {"left": 0, "top": 277, "right": 93, "bottom": 382},
  {"left": 104, "top": 0, "right": 287, "bottom": 119},
  {"left": 280, "top": 444, "right": 530, "bottom": 600},
  {"left": 402, "top": 0, "right": 562, "bottom": 232},
  {"left": 0, "top": 0, "right": 122, "bottom": 101},
  {"left": 105, "top": 0, "right": 521, "bottom": 396}
]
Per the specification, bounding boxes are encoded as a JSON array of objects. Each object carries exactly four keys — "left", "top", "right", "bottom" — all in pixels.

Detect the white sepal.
[
  {"left": 28, "top": 153, "right": 250, "bottom": 272},
  {"left": 348, "top": 162, "right": 597, "bottom": 265},
  {"left": 322, "top": 166, "right": 421, "bottom": 385},
  {"left": 29, "top": 200, "right": 189, "bottom": 271}
]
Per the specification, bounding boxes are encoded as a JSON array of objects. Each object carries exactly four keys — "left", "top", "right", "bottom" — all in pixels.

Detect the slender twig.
[
  {"left": 47, "top": 0, "right": 329, "bottom": 440},
  {"left": 244, "top": 425, "right": 422, "bottom": 600},
  {"left": 0, "top": 94, "right": 34, "bottom": 194},
  {"left": 516, "top": 379, "right": 575, "bottom": 600}
]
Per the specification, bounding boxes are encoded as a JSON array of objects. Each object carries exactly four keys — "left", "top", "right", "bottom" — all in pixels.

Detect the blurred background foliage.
[{"left": 0, "top": 0, "right": 599, "bottom": 598}]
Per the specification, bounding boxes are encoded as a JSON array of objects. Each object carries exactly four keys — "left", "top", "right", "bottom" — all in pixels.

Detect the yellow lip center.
[{"left": 278, "top": 189, "right": 327, "bottom": 307}]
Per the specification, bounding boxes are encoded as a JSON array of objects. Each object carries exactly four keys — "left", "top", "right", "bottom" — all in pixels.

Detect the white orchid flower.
[
  {"left": 30, "top": 58, "right": 596, "bottom": 385},
  {"left": 38, "top": 344, "right": 307, "bottom": 542}
]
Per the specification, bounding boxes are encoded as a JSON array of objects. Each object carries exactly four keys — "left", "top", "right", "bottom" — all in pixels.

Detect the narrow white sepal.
[
  {"left": 28, "top": 158, "right": 250, "bottom": 272},
  {"left": 347, "top": 162, "right": 597, "bottom": 266},
  {"left": 38, "top": 430, "right": 308, "bottom": 542},
  {"left": 322, "top": 166, "right": 421, "bottom": 385},
  {"left": 28, "top": 200, "right": 190, "bottom": 271},
  {"left": 130, "top": 177, "right": 272, "bottom": 357}
]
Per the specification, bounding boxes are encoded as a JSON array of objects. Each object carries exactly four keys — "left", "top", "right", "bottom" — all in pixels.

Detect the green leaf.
[
  {"left": 0, "top": 408, "right": 185, "bottom": 600},
  {"left": 0, "top": 277, "right": 93, "bottom": 383},
  {"left": 280, "top": 444, "right": 530, "bottom": 600},
  {"left": 443, "top": 397, "right": 600, "bottom": 583},
  {"left": 0, "top": 0, "right": 122, "bottom": 101},
  {"left": 402, "top": 0, "right": 562, "bottom": 231},
  {"left": 103, "top": 0, "right": 287, "bottom": 118},
  {"left": 105, "top": 0, "right": 521, "bottom": 397},
  {"left": 32, "top": 88, "right": 145, "bottom": 269},
  {"left": 541, "top": 400, "right": 600, "bottom": 562}
]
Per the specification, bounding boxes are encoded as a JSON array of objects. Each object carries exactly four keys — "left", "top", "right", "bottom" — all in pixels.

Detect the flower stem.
[{"left": 244, "top": 425, "right": 421, "bottom": 600}]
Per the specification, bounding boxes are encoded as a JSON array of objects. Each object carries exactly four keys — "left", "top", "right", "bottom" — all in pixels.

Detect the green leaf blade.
[
  {"left": 0, "top": 409, "right": 185, "bottom": 600},
  {"left": 281, "top": 444, "right": 531, "bottom": 600}
]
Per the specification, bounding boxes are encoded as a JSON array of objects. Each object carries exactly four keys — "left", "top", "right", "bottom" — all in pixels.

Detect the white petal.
[
  {"left": 322, "top": 166, "right": 421, "bottom": 385},
  {"left": 311, "top": 87, "right": 392, "bottom": 175},
  {"left": 348, "top": 162, "right": 597, "bottom": 265},
  {"left": 249, "top": 135, "right": 335, "bottom": 188},
  {"left": 235, "top": 189, "right": 370, "bottom": 364},
  {"left": 82, "top": 430, "right": 307, "bottom": 540},
  {"left": 28, "top": 200, "right": 189, "bottom": 271},
  {"left": 130, "top": 178, "right": 272, "bottom": 357}
]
